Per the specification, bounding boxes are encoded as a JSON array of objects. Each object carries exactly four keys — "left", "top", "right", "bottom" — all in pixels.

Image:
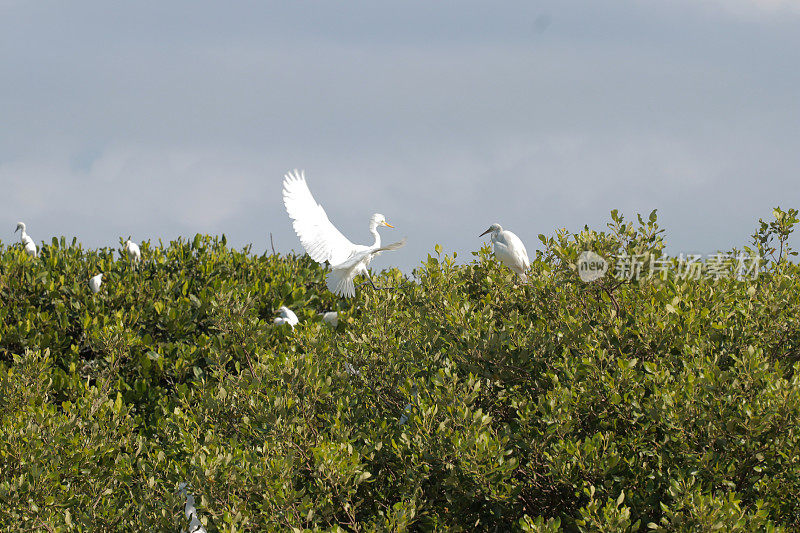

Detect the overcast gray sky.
[{"left": 2, "top": 0, "right": 799, "bottom": 272}]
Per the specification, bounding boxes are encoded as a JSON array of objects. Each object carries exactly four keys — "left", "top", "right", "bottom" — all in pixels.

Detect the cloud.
[
  {"left": 686, "top": 0, "right": 800, "bottom": 18},
  {"left": 717, "top": 0, "right": 800, "bottom": 12},
  {"left": 1, "top": 1, "right": 798, "bottom": 269}
]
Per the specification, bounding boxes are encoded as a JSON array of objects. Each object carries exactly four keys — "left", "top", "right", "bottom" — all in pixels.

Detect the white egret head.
[
  {"left": 370, "top": 213, "right": 394, "bottom": 230},
  {"left": 479, "top": 224, "right": 503, "bottom": 237},
  {"left": 14, "top": 222, "right": 25, "bottom": 233}
]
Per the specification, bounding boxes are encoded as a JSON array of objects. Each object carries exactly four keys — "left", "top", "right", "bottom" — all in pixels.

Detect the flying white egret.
[
  {"left": 124, "top": 239, "right": 141, "bottom": 263},
  {"left": 14, "top": 222, "right": 37, "bottom": 257},
  {"left": 479, "top": 224, "right": 530, "bottom": 281},
  {"left": 320, "top": 311, "right": 339, "bottom": 328},
  {"left": 282, "top": 170, "right": 407, "bottom": 298},
  {"left": 89, "top": 273, "right": 103, "bottom": 294},
  {"left": 274, "top": 305, "right": 299, "bottom": 329}
]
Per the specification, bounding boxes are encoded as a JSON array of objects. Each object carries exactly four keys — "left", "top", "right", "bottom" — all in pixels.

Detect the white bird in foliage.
[
  {"left": 14, "top": 222, "right": 37, "bottom": 257},
  {"left": 479, "top": 223, "right": 530, "bottom": 281},
  {"left": 124, "top": 239, "right": 141, "bottom": 263},
  {"left": 176, "top": 482, "right": 207, "bottom": 533},
  {"left": 274, "top": 305, "right": 299, "bottom": 329},
  {"left": 89, "top": 273, "right": 103, "bottom": 294},
  {"left": 320, "top": 311, "right": 339, "bottom": 328},
  {"left": 282, "top": 170, "right": 407, "bottom": 297}
]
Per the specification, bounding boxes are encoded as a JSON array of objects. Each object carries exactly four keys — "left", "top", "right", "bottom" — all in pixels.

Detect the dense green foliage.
[{"left": 1, "top": 210, "right": 799, "bottom": 531}]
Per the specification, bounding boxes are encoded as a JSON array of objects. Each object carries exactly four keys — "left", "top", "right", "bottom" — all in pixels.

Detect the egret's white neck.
[{"left": 369, "top": 222, "right": 381, "bottom": 249}]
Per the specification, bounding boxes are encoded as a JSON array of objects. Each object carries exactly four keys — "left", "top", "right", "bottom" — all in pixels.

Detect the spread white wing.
[{"left": 282, "top": 170, "right": 357, "bottom": 266}]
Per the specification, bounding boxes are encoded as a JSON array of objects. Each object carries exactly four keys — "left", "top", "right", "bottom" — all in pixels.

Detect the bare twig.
[
  {"left": 243, "top": 348, "right": 258, "bottom": 382},
  {"left": 602, "top": 285, "right": 621, "bottom": 317},
  {"left": 269, "top": 233, "right": 276, "bottom": 255}
]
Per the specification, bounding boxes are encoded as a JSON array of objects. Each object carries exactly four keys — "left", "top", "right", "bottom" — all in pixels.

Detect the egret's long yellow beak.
[{"left": 383, "top": 222, "right": 394, "bottom": 228}]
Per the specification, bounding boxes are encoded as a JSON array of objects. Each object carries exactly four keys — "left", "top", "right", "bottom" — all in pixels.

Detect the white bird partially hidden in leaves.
[
  {"left": 14, "top": 222, "right": 37, "bottom": 257},
  {"left": 89, "top": 273, "right": 103, "bottom": 294},
  {"left": 124, "top": 239, "right": 141, "bottom": 263},
  {"left": 320, "top": 311, "right": 339, "bottom": 328},
  {"left": 282, "top": 169, "right": 407, "bottom": 298},
  {"left": 479, "top": 223, "right": 530, "bottom": 282},
  {"left": 176, "top": 482, "right": 207, "bottom": 533},
  {"left": 274, "top": 305, "right": 299, "bottom": 329}
]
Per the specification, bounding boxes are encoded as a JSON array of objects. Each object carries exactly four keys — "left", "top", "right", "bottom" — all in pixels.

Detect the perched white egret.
[
  {"left": 274, "top": 305, "right": 299, "bottom": 329},
  {"left": 14, "top": 222, "right": 37, "bottom": 257},
  {"left": 320, "top": 311, "right": 339, "bottom": 328},
  {"left": 89, "top": 273, "right": 103, "bottom": 294},
  {"left": 479, "top": 224, "right": 530, "bottom": 281},
  {"left": 124, "top": 239, "right": 141, "bottom": 263},
  {"left": 282, "top": 170, "right": 407, "bottom": 298}
]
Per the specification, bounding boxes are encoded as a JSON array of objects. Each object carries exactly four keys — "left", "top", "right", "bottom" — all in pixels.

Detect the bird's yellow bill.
[{"left": 383, "top": 222, "right": 394, "bottom": 228}]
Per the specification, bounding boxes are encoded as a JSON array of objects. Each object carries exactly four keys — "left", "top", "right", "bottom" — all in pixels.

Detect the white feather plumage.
[
  {"left": 274, "top": 306, "right": 299, "bottom": 329},
  {"left": 320, "top": 311, "right": 339, "bottom": 328},
  {"left": 124, "top": 240, "right": 141, "bottom": 263},
  {"left": 89, "top": 273, "right": 103, "bottom": 294}
]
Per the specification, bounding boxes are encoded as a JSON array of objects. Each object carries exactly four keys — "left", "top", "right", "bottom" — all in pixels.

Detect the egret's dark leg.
[
  {"left": 357, "top": 272, "right": 395, "bottom": 291},
  {"left": 356, "top": 273, "right": 379, "bottom": 289}
]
